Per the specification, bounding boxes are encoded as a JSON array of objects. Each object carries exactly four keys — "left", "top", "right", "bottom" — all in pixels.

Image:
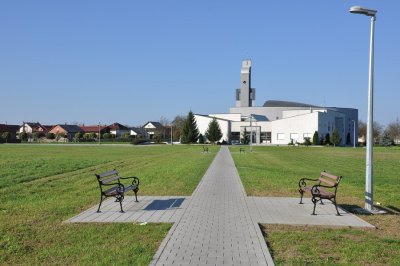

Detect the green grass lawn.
[
  {"left": 0, "top": 144, "right": 217, "bottom": 265},
  {"left": 231, "top": 145, "right": 400, "bottom": 265}
]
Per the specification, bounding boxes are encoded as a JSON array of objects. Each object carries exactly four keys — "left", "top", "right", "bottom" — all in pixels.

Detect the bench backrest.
[
  {"left": 95, "top": 169, "right": 121, "bottom": 185},
  {"left": 318, "top": 171, "right": 342, "bottom": 187}
]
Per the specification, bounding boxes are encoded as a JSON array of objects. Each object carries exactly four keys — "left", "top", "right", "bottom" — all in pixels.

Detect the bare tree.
[
  {"left": 358, "top": 120, "right": 367, "bottom": 139},
  {"left": 358, "top": 120, "right": 382, "bottom": 144},
  {"left": 159, "top": 116, "right": 170, "bottom": 126},
  {"left": 386, "top": 119, "right": 400, "bottom": 144}
]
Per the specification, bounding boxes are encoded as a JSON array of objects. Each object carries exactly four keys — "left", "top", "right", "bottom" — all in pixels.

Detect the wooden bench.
[
  {"left": 240, "top": 147, "right": 245, "bottom": 153},
  {"left": 203, "top": 146, "right": 209, "bottom": 153},
  {"left": 95, "top": 169, "right": 140, "bottom": 213},
  {"left": 298, "top": 171, "right": 342, "bottom": 215}
]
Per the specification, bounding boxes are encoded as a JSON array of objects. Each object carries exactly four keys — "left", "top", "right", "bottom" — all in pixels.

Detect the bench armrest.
[
  {"left": 120, "top": 176, "right": 140, "bottom": 187},
  {"left": 298, "top": 178, "right": 318, "bottom": 188}
]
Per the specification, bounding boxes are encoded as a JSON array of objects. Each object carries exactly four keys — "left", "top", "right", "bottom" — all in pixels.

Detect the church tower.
[{"left": 236, "top": 59, "right": 255, "bottom": 107}]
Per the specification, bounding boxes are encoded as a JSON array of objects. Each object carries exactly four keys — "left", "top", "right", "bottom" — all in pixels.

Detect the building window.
[
  {"left": 277, "top": 133, "right": 285, "bottom": 140},
  {"left": 290, "top": 133, "right": 298, "bottom": 140},
  {"left": 303, "top": 133, "right": 312, "bottom": 138}
]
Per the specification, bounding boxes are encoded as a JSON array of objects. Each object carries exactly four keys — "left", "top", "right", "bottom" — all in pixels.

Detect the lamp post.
[
  {"left": 352, "top": 120, "right": 356, "bottom": 148},
  {"left": 349, "top": 6, "right": 377, "bottom": 211},
  {"left": 249, "top": 115, "right": 253, "bottom": 152},
  {"left": 98, "top": 122, "right": 101, "bottom": 145}
]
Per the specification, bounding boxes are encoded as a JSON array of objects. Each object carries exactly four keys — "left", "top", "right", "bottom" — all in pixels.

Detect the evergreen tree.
[
  {"left": 205, "top": 117, "right": 222, "bottom": 144},
  {"left": 379, "top": 131, "right": 393, "bottom": 147},
  {"left": 312, "top": 131, "right": 319, "bottom": 145},
  {"left": 181, "top": 111, "right": 199, "bottom": 144},
  {"left": 331, "top": 128, "right": 341, "bottom": 147},
  {"left": 198, "top": 134, "right": 205, "bottom": 144},
  {"left": 324, "top": 133, "right": 331, "bottom": 145}
]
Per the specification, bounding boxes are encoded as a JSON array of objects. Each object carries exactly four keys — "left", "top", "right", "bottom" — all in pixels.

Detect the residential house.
[
  {"left": 108, "top": 123, "right": 130, "bottom": 138},
  {"left": 19, "top": 122, "right": 50, "bottom": 134},
  {"left": 143, "top": 121, "right": 171, "bottom": 141},
  {"left": 129, "top": 127, "right": 147, "bottom": 139},
  {"left": 49, "top": 124, "right": 84, "bottom": 141},
  {"left": 0, "top": 124, "right": 20, "bottom": 142},
  {"left": 79, "top": 125, "right": 110, "bottom": 138}
]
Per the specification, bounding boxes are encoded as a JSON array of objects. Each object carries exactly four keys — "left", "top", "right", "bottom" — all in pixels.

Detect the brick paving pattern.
[{"left": 150, "top": 146, "right": 274, "bottom": 266}]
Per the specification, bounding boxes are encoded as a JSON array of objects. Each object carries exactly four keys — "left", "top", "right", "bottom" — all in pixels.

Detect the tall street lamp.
[
  {"left": 349, "top": 6, "right": 377, "bottom": 211},
  {"left": 352, "top": 120, "right": 356, "bottom": 148}
]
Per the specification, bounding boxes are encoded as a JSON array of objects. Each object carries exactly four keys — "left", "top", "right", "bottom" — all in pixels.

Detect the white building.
[{"left": 195, "top": 60, "right": 358, "bottom": 146}]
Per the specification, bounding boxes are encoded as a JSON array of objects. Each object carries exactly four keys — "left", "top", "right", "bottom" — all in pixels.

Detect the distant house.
[
  {"left": 0, "top": 124, "right": 20, "bottom": 142},
  {"left": 130, "top": 127, "right": 147, "bottom": 139},
  {"left": 79, "top": 125, "right": 110, "bottom": 137},
  {"left": 108, "top": 123, "right": 130, "bottom": 137},
  {"left": 49, "top": 124, "right": 84, "bottom": 141},
  {"left": 19, "top": 122, "right": 50, "bottom": 134},
  {"left": 143, "top": 121, "right": 171, "bottom": 140}
]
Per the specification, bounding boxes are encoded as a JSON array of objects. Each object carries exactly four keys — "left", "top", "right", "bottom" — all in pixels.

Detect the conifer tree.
[
  {"left": 205, "top": 117, "right": 222, "bottom": 144},
  {"left": 331, "top": 128, "right": 341, "bottom": 147},
  {"left": 312, "top": 131, "right": 319, "bottom": 145},
  {"left": 181, "top": 111, "right": 199, "bottom": 144}
]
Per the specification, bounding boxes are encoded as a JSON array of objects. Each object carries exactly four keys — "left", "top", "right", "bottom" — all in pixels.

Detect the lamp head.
[{"left": 349, "top": 6, "right": 377, "bottom": 17}]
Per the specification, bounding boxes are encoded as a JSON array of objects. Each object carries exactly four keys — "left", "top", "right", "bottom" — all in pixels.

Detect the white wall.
[
  {"left": 271, "top": 112, "right": 319, "bottom": 145},
  {"left": 194, "top": 115, "right": 230, "bottom": 143}
]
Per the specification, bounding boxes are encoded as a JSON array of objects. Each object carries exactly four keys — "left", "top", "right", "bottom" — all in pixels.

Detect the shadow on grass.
[
  {"left": 340, "top": 204, "right": 399, "bottom": 215},
  {"left": 258, "top": 224, "right": 276, "bottom": 261}
]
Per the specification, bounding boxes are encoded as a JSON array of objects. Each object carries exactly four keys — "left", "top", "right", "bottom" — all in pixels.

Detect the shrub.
[
  {"left": 46, "top": 132, "right": 55, "bottom": 139},
  {"left": 304, "top": 137, "right": 311, "bottom": 146},
  {"left": 312, "top": 131, "right": 319, "bottom": 145}
]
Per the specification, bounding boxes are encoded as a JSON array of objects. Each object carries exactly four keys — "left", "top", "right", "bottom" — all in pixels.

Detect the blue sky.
[{"left": 1, "top": 1, "right": 399, "bottom": 126}]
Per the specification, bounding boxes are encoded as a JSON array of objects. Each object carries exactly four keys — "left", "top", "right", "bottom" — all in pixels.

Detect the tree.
[
  {"left": 32, "top": 132, "right": 40, "bottom": 142},
  {"left": 358, "top": 120, "right": 367, "bottom": 140},
  {"left": 304, "top": 137, "right": 311, "bottom": 147},
  {"left": 198, "top": 134, "right": 205, "bottom": 144},
  {"left": 1, "top": 132, "right": 10, "bottom": 143},
  {"left": 181, "top": 111, "right": 199, "bottom": 144},
  {"left": 379, "top": 131, "right": 393, "bottom": 147},
  {"left": 312, "top": 131, "right": 319, "bottom": 145},
  {"left": 324, "top": 133, "right": 331, "bottom": 145},
  {"left": 346, "top": 132, "right": 351, "bottom": 145},
  {"left": 386, "top": 119, "right": 400, "bottom": 144},
  {"left": 373, "top": 121, "right": 383, "bottom": 143},
  {"left": 205, "top": 117, "right": 222, "bottom": 144},
  {"left": 74, "top": 132, "right": 83, "bottom": 142},
  {"left": 358, "top": 120, "right": 383, "bottom": 144},
  {"left": 241, "top": 128, "right": 249, "bottom": 144},
  {"left": 172, "top": 115, "right": 186, "bottom": 142},
  {"left": 46, "top": 132, "right": 55, "bottom": 140},
  {"left": 19, "top": 132, "right": 28, "bottom": 142},
  {"left": 331, "top": 128, "right": 341, "bottom": 147}
]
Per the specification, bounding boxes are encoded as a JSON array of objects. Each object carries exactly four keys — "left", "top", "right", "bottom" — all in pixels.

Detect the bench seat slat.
[
  {"left": 103, "top": 186, "right": 119, "bottom": 196},
  {"left": 101, "top": 175, "right": 120, "bottom": 184},
  {"left": 318, "top": 178, "right": 336, "bottom": 187},
  {"left": 320, "top": 172, "right": 340, "bottom": 180},
  {"left": 97, "top": 169, "right": 118, "bottom": 179}
]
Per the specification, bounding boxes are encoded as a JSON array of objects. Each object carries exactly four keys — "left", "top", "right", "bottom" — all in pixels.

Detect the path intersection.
[{"left": 68, "top": 146, "right": 373, "bottom": 266}]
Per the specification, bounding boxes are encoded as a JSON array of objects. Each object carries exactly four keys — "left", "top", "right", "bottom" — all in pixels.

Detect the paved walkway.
[
  {"left": 150, "top": 146, "right": 274, "bottom": 266},
  {"left": 66, "top": 146, "right": 374, "bottom": 266}
]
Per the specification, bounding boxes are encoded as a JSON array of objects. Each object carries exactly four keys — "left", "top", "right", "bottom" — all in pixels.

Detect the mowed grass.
[
  {"left": 0, "top": 144, "right": 218, "bottom": 265},
  {"left": 231, "top": 146, "right": 400, "bottom": 265}
]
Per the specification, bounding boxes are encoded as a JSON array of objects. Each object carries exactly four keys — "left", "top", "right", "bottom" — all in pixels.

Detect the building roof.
[
  {"left": 263, "top": 100, "right": 320, "bottom": 108},
  {"left": 108, "top": 123, "right": 130, "bottom": 130},
  {"left": 0, "top": 124, "right": 19, "bottom": 133},
  {"left": 55, "top": 124, "right": 84, "bottom": 133},
  {"left": 143, "top": 121, "right": 164, "bottom": 129},
  {"left": 79, "top": 125, "right": 109, "bottom": 133}
]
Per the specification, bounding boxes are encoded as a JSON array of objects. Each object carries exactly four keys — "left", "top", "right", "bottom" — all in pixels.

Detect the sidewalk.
[{"left": 150, "top": 146, "right": 274, "bottom": 266}]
